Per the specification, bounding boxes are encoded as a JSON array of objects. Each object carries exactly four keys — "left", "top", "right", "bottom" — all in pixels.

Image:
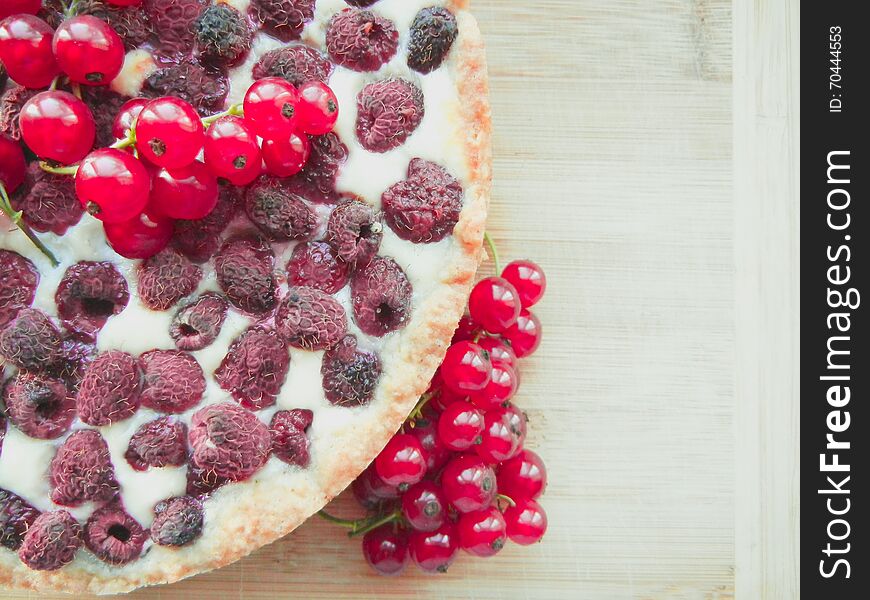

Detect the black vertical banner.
[{"left": 802, "top": 3, "right": 868, "bottom": 598}]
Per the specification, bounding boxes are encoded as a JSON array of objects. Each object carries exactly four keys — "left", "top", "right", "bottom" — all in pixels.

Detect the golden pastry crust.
[{"left": 0, "top": 6, "right": 490, "bottom": 594}]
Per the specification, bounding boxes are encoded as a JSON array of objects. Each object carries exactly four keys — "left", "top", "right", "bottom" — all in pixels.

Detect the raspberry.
[
  {"left": 321, "top": 334, "right": 381, "bottom": 407},
  {"left": 138, "top": 248, "right": 203, "bottom": 311},
  {"left": 0, "top": 488, "right": 40, "bottom": 551},
  {"left": 350, "top": 256, "right": 413, "bottom": 337},
  {"left": 49, "top": 429, "right": 119, "bottom": 506},
  {"left": 125, "top": 417, "right": 189, "bottom": 471},
  {"left": 0, "top": 249, "right": 38, "bottom": 329},
  {"left": 324, "top": 198, "right": 383, "bottom": 267},
  {"left": 173, "top": 183, "right": 240, "bottom": 263},
  {"left": 56, "top": 337, "right": 96, "bottom": 388},
  {"left": 2, "top": 372, "right": 75, "bottom": 440},
  {"left": 408, "top": 7, "right": 458, "bottom": 74},
  {"left": 249, "top": 0, "right": 315, "bottom": 42},
  {"left": 0, "top": 309, "right": 63, "bottom": 373},
  {"left": 286, "top": 241, "right": 350, "bottom": 294},
  {"left": 142, "top": 59, "right": 229, "bottom": 115},
  {"left": 143, "top": 0, "right": 205, "bottom": 58},
  {"left": 189, "top": 402, "right": 271, "bottom": 480},
  {"left": 169, "top": 292, "right": 228, "bottom": 351},
  {"left": 17, "top": 510, "right": 83, "bottom": 571},
  {"left": 214, "top": 235, "right": 277, "bottom": 314},
  {"left": 269, "top": 409, "right": 313, "bottom": 467},
  {"left": 284, "top": 132, "right": 348, "bottom": 204},
  {"left": 275, "top": 286, "right": 347, "bottom": 350},
  {"left": 215, "top": 326, "right": 289, "bottom": 410},
  {"left": 186, "top": 461, "right": 230, "bottom": 496},
  {"left": 55, "top": 261, "right": 130, "bottom": 340},
  {"left": 381, "top": 158, "right": 463, "bottom": 243},
  {"left": 150, "top": 496, "right": 203, "bottom": 546},
  {"left": 326, "top": 9, "right": 398, "bottom": 72},
  {"left": 356, "top": 79, "right": 424, "bottom": 153},
  {"left": 138, "top": 349, "right": 205, "bottom": 414},
  {"left": 252, "top": 44, "right": 332, "bottom": 87},
  {"left": 0, "top": 86, "right": 37, "bottom": 141},
  {"left": 245, "top": 177, "right": 317, "bottom": 241},
  {"left": 10, "top": 162, "right": 83, "bottom": 235},
  {"left": 76, "top": 350, "right": 142, "bottom": 426},
  {"left": 81, "top": 86, "right": 131, "bottom": 148},
  {"left": 84, "top": 502, "right": 146, "bottom": 565},
  {"left": 194, "top": 3, "right": 252, "bottom": 66},
  {"left": 76, "top": 0, "right": 152, "bottom": 51}
]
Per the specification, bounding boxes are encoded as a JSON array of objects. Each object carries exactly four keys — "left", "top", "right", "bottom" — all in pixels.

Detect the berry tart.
[{"left": 0, "top": 0, "right": 490, "bottom": 593}]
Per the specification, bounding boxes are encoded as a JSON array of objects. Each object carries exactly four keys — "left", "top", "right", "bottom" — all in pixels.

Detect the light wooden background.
[{"left": 0, "top": 0, "right": 801, "bottom": 598}]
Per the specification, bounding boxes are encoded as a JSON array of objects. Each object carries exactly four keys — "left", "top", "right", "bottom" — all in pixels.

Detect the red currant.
[
  {"left": 440, "top": 341, "right": 491, "bottom": 396},
  {"left": 150, "top": 161, "right": 218, "bottom": 220},
  {"left": 401, "top": 480, "right": 447, "bottom": 532},
  {"left": 476, "top": 403, "right": 526, "bottom": 464},
  {"left": 111, "top": 97, "right": 148, "bottom": 140},
  {"left": 410, "top": 416, "right": 451, "bottom": 474},
  {"left": 0, "top": 14, "right": 59, "bottom": 89},
  {"left": 502, "top": 260, "right": 547, "bottom": 307},
  {"left": 457, "top": 506, "right": 507, "bottom": 557},
  {"left": 204, "top": 115, "right": 262, "bottom": 186},
  {"left": 503, "top": 498, "right": 547, "bottom": 545},
  {"left": 0, "top": 0, "right": 42, "bottom": 20},
  {"left": 497, "top": 449, "right": 547, "bottom": 501},
  {"left": 362, "top": 524, "right": 409, "bottom": 576},
  {"left": 52, "top": 15, "right": 125, "bottom": 86},
  {"left": 261, "top": 132, "right": 310, "bottom": 177},
  {"left": 470, "top": 363, "right": 519, "bottom": 410},
  {"left": 135, "top": 96, "right": 204, "bottom": 169},
  {"left": 374, "top": 434, "right": 427, "bottom": 489},
  {"left": 451, "top": 314, "right": 480, "bottom": 344},
  {"left": 408, "top": 522, "right": 459, "bottom": 573},
  {"left": 75, "top": 148, "right": 150, "bottom": 223},
  {"left": 296, "top": 81, "right": 339, "bottom": 135},
  {"left": 441, "top": 454, "right": 497, "bottom": 513},
  {"left": 103, "top": 210, "right": 173, "bottom": 259},
  {"left": 468, "top": 276, "right": 521, "bottom": 333},
  {"left": 0, "top": 133, "right": 26, "bottom": 194},
  {"left": 20, "top": 91, "right": 95, "bottom": 164},
  {"left": 352, "top": 464, "right": 399, "bottom": 509},
  {"left": 503, "top": 308, "right": 542, "bottom": 358},
  {"left": 243, "top": 77, "right": 300, "bottom": 139},
  {"left": 476, "top": 335, "right": 518, "bottom": 370},
  {"left": 437, "top": 401, "right": 484, "bottom": 451}
]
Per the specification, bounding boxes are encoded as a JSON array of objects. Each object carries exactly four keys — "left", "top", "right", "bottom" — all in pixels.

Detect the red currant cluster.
[{"left": 321, "top": 257, "right": 548, "bottom": 575}]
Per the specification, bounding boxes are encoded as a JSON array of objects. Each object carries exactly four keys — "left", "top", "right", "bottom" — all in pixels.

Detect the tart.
[{"left": 0, "top": 0, "right": 490, "bottom": 593}]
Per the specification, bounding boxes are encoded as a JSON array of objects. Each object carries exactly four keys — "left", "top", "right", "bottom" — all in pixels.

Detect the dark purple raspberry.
[
  {"left": 2, "top": 372, "right": 75, "bottom": 440},
  {"left": 169, "top": 292, "right": 229, "bottom": 351},
  {"left": 186, "top": 461, "right": 230, "bottom": 496},
  {"left": 18, "top": 510, "right": 83, "bottom": 571},
  {"left": 139, "top": 349, "right": 205, "bottom": 413},
  {"left": 408, "top": 7, "right": 458, "bottom": 74},
  {"left": 173, "top": 183, "right": 240, "bottom": 263},
  {"left": 0, "top": 415, "right": 4, "bottom": 454},
  {"left": 11, "top": 162, "right": 83, "bottom": 235},
  {"left": 189, "top": 403, "right": 271, "bottom": 480},
  {"left": 142, "top": 59, "right": 229, "bottom": 115},
  {"left": 80, "top": 0, "right": 152, "bottom": 50},
  {"left": 345, "top": 0, "right": 381, "bottom": 6},
  {"left": 245, "top": 177, "right": 317, "bottom": 241},
  {"left": 138, "top": 248, "right": 203, "bottom": 311},
  {"left": 251, "top": 44, "right": 332, "bottom": 86},
  {"left": 0, "top": 309, "right": 64, "bottom": 373},
  {"left": 76, "top": 350, "right": 142, "bottom": 426},
  {"left": 55, "top": 261, "right": 130, "bottom": 340},
  {"left": 125, "top": 417, "right": 189, "bottom": 471},
  {"left": 249, "top": 0, "right": 315, "bottom": 42},
  {"left": 275, "top": 287, "right": 348, "bottom": 350},
  {"left": 381, "top": 158, "right": 463, "bottom": 243},
  {"left": 0, "top": 63, "right": 6, "bottom": 91},
  {"left": 49, "top": 429, "right": 119, "bottom": 506},
  {"left": 0, "top": 86, "right": 37, "bottom": 141},
  {"left": 284, "top": 132, "right": 349, "bottom": 204},
  {"left": 215, "top": 326, "right": 289, "bottom": 410},
  {"left": 350, "top": 256, "right": 413, "bottom": 337},
  {"left": 84, "top": 503, "right": 146, "bottom": 565},
  {"left": 0, "top": 249, "right": 38, "bottom": 329},
  {"left": 324, "top": 198, "right": 383, "bottom": 267},
  {"left": 214, "top": 235, "right": 277, "bottom": 314},
  {"left": 326, "top": 8, "right": 399, "bottom": 72},
  {"left": 56, "top": 337, "right": 96, "bottom": 388},
  {"left": 81, "top": 86, "right": 131, "bottom": 148},
  {"left": 195, "top": 3, "right": 252, "bottom": 66},
  {"left": 356, "top": 79, "right": 424, "bottom": 153},
  {"left": 0, "top": 488, "right": 41, "bottom": 551},
  {"left": 286, "top": 241, "right": 350, "bottom": 294},
  {"left": 150, "top": 496, "right": 204, "bottom": 546},
  {"left": 143, "top": 0, "right": 205, "bottom": 58},
  {"left": 321, "top": 334, "right": 381, "bottom": 407},
  {"left": 270, "top": 409, "right": 313, "bottom": 467}
]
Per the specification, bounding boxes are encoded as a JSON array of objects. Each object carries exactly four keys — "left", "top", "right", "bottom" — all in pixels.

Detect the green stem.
[
  {"left": 110, "top": 133, "right": 136, "bottom": 150},
  {"left": 483, "top": 231, "right": 501, "bottom": 274},
  {"left": 407, "top": 391, "right": 434, "bottom": 423},
  {"left": 71, "top": 82, "right": 82, "bottom": 100},
  {"left": 0, "top": 183, "right": 59, "bottom": 266},
  {"left": 40, "top": 162, "right": 79, "bottom": 176},
  {"left": 49, "top": 75, "right": 61, "bottom": 91},
  {"left": 201, "top": 103, "right": 244, "bottom": 127},
  {"left": 496, "top": 493, "right": 516, "bottom": 508},
  {"left": 317, "top": 509, "right": 402, "bottom": 538},
  {"left": 64, "top": 0, "right": 81, "bottom": 19}
]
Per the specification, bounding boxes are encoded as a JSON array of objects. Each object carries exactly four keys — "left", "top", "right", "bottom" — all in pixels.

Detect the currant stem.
[
  {"left": 49, "top": 75, "right": 61, "bottom": 92},
  {"left": 71, "top": 82, "right": 82, "bottom": 100},
  {"left": 317, "top": 509, "right": 402, "bottom": 538},
  {"left": 496, "top": 493, "right": 516, "bottom": 508},
  {"left": 110, "top": 132, "right": 136, "bottom": 150},
  {"left": 407, "top": 391, "right": 435, "bottom": 423},
  {"left": 483, "top": 231, "right": 501, "bottom": 275},
  {"left": 201, "top": 103, "right": 244, "bottom": 127},
  {"left": 40, "top": 162, "right": 79, "bottom": 176},
  {"left": 0, "top": 183, "right": 60, "bottom": 266}
]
